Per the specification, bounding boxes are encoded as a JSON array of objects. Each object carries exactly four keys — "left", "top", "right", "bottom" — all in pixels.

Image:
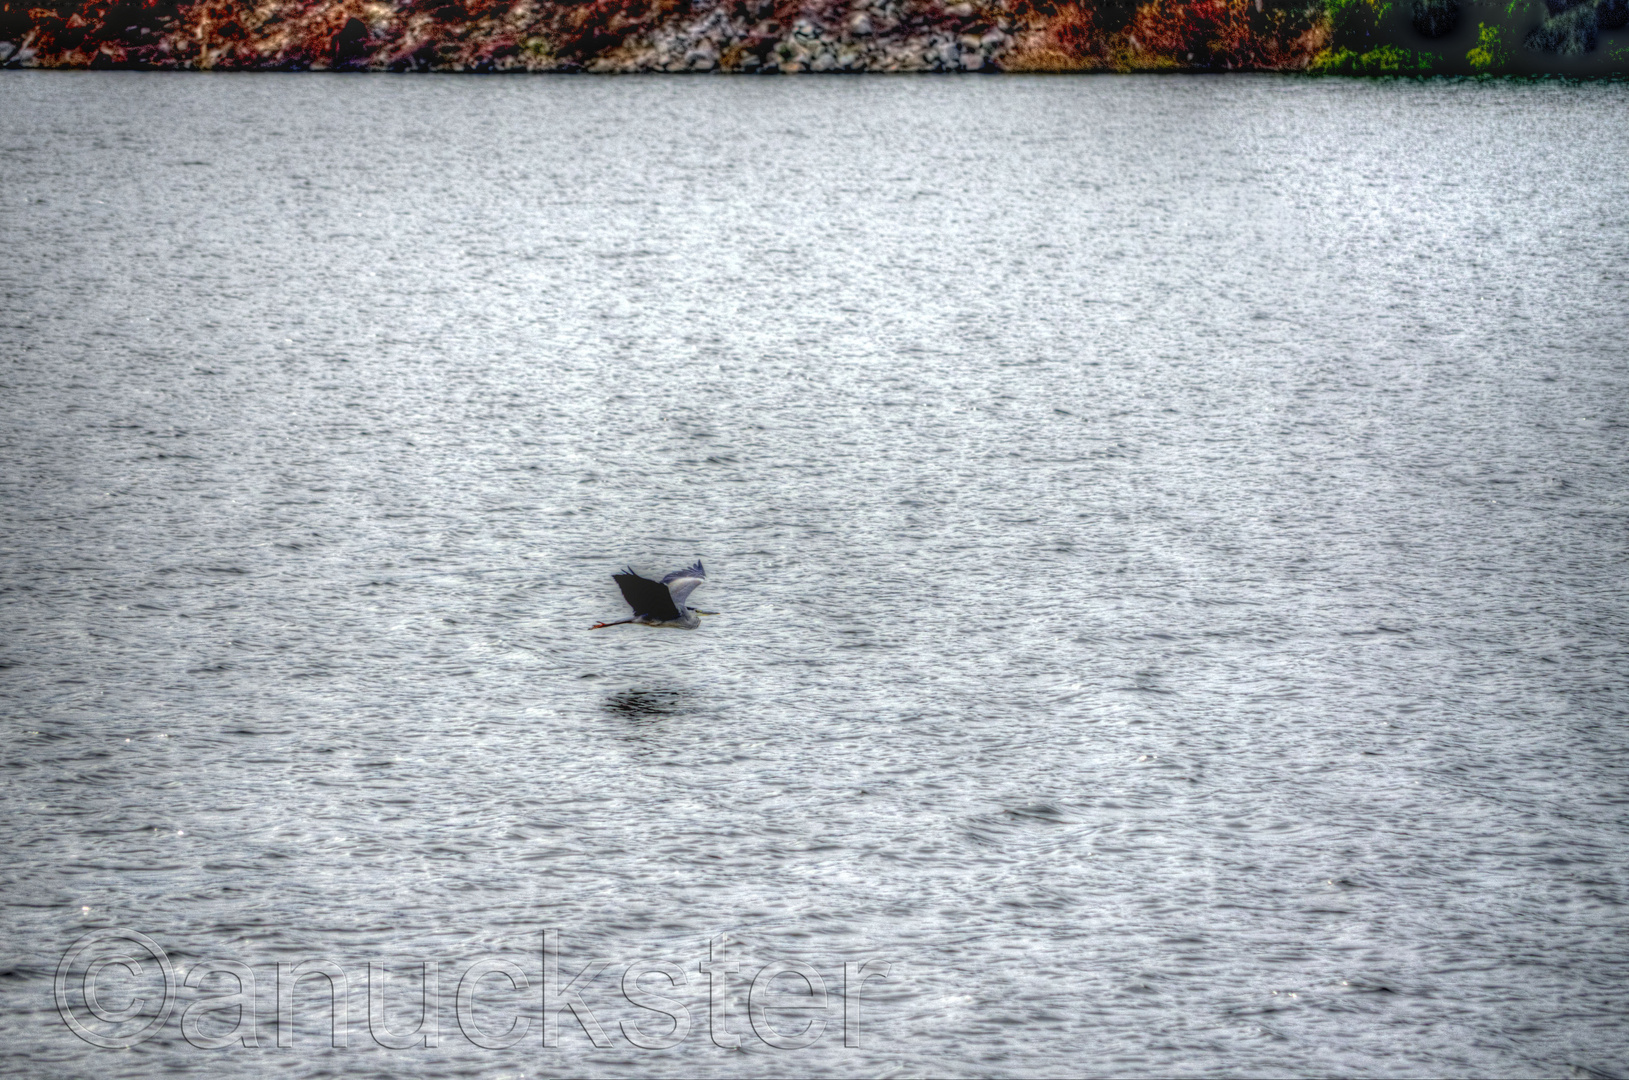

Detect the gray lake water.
[{"left": 2, "top": 71, "right": 1627, "bottom": 1078}]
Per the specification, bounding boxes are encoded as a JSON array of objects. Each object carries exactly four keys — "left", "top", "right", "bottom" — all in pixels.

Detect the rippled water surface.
[{"left": 2, "top": 72, "right": 1627, "bottom": 1078}]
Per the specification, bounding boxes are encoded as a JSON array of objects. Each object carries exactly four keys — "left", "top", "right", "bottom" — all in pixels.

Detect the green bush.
[
  {"left": 1324, "top": 0, "right": 1395, "bottom": 46},
  {"left": 1311, "top": 42, "right": 1440, "bottom": 71},
  {"left": 1465, "top": 20, "right": 1509, "bottom": 69}
]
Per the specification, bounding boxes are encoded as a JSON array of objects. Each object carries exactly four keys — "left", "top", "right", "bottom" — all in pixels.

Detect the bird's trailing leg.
[
  {"left": 692, "top": 610, "right": 719, "bottom": 616},
  {"left": 589, "top": 618, "right": 635, "bottom": 629}
]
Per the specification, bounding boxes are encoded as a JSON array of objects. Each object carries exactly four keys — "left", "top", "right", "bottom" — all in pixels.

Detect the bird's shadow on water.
[{"left": 601, "top": 687, "right": 690, "bottom": 722}]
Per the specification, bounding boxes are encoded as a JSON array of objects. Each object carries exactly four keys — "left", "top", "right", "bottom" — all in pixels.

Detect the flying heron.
[{"left": 590, "top": 560, "right": 717, "bottom": 629}]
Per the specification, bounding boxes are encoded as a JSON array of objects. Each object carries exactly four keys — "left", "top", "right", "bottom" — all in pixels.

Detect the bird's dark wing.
[
  {"left": 660, "top": 560, "right": 705, "bottom": 586},
  {"left": 613, "top": 569, "right": 681, "bottom": 621}
]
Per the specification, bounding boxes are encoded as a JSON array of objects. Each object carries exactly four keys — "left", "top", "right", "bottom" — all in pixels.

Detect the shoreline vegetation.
[{"left": 2, "top": 0, "right": 1624, "bottom": 76}]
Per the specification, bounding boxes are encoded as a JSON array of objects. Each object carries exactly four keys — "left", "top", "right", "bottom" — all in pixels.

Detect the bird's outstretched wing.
[
  {"left": 660, "top": 560, "right": 706, "bottom": 605},
  {"left": 660, "top": 561, "right": 705, "bottom": 585},
  {"left": 613, "top": 569, "right": 681, "bottom": 621}
]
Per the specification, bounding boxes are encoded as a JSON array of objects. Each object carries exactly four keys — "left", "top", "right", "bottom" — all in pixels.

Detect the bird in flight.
[{"left": 591, "top": 560, "right": 716, "bottom": 629}]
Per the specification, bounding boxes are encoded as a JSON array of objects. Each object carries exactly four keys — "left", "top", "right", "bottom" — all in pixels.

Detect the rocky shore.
[
  {"left": 0, "top": 0, "right": 1198, "bottom": 74},
  {"left": 600, "top": 0, "right": 1023, "bottom": 74},
  {"left": 1, "top": 0, "right": 1622, "bottom": 75}
]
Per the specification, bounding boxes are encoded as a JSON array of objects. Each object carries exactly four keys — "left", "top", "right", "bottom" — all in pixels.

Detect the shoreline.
[{"left": 2, "top": 0, "right": 1625, "bottom": 79}]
